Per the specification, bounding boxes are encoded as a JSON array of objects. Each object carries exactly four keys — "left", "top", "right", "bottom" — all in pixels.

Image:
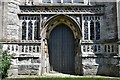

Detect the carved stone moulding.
[{"left": 19, "top": 6, "right": 104, "bottom": 14}]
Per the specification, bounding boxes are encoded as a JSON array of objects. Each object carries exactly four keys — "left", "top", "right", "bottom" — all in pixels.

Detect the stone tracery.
[{"left": 20, "top": 6, "right": 104, "bottom": 14}]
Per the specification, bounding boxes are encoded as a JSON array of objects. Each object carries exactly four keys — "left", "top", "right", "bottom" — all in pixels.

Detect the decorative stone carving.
[{"left": 20, "top": 6, "right": 104, "bottom": 14}]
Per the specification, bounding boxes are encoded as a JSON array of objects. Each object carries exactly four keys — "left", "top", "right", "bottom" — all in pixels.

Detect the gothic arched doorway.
[
  {"left": 41, "top": 14, "right": 82, "bottom": 75},
  {"left": 48, "top": 23, "right": 75, "bottom": 74}
]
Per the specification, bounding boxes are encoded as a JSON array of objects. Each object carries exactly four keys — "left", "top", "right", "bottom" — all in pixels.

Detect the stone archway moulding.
[
  {"left": 41, "top": 14, "right": 82, "bottom": 40},
  {"left": 40, "top": 14, "right": 83, "bottom": 75}
]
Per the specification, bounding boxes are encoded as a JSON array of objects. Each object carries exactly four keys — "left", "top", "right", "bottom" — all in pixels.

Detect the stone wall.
[
  {"left": 82, "top": 57, "right": 119, "bottom": 76},
  {"left": 0, "top": 0, "right": 2, "bottom": 40},
  {"left": 103, "top": 2, "right": 117, "bottom": 41},
  {"left": 0, "top": 1, "right": 9, "bottom": 41},
  {"left": 117, "top": 0, "right": 120, "bottom": 76},
  {"left": 81, "top": 2, "right": 119, "bottom": 77},
  {"left": 90, "top": 2, "right": 117, "bottom": 41},
  {"left": 7, "top": 0, "right": 20, "bottom": 41},
  {"left": 1, "top": 0, "right": 119, "bottom": 77}
]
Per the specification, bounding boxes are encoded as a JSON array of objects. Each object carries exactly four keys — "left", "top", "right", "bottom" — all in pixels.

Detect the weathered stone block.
[
  {"left": 83, "top": 64, "right": 99, "bottom": 75},
  {"left": 8, "top": 13, "right": 19, "bottom": 25},
  {"left": 8, "top": 69, "right": 18, "bottom": 76},
  {"left": 30, "top": 70, "right": 38, "bottom": 75},
  {"left": 18, "top": 65, "right": 29, "bottom": 75},
  {"left": 31, "top": 58, "right": 41, "bottom": 63}
]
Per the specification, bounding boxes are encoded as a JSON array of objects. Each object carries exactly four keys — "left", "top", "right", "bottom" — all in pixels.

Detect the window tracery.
[
  {"left": 90, "top": 20, "right": 94, "bottom": 40},
  {"left": 22, "top": 21, "right": 27, "bottom": 40},
  {"left": 74, "top": 0, "right": 84, "bottom": 3},
  {"left": 63, "top": 0, "right": 71, "bottom": 3},
  {"left": 28, "top": 21, "right": 33, "bottom": 40},
  {"left": 83, "top": 16, "right": 101, "bottom": 41},
  {"left": 42, "top": 0, "right": 85, "bottom": 3},
  {"left": 23, "top": 0, "right": 87, "bottom": 4},
  {"left": 84, "top": 20, "right": 88, "bottom": 40},
  {"left": 42, "top": 0, "right": 51, "bottom": 3},
  {"left": 34, "top": 21, "right": 39, "bottom": 40},
  {"left": 52, "top": 0, "right": 61, "bottom": 3},
  {"left": 96, "top": 21, "right": 100, "bottom": 40},
  {"left": 21, "top": 16, "right": 40, "bottom": 41}
]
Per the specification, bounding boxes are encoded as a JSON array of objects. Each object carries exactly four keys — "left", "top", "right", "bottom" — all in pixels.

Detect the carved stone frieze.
[{"left": 20, "top": 6, "right": 104, "bottom": 14}]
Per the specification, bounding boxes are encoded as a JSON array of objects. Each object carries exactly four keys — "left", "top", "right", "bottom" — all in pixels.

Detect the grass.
[{"left": 4, "top": 76, "right": 120, "bottom": 80}]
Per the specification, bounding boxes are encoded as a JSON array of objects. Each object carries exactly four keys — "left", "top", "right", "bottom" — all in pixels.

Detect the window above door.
[{"left": 21, "top": 0, "right": 90, "bottom": 5}]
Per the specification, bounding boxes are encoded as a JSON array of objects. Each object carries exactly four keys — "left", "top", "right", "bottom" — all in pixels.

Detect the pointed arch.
[
  {"left": 90, "top": 20, "right": 94, "bottom": 40},
  {"left": 41, "top": 14, "right": 82, "bottom": 40},
  {"left": 84, "top": 20, "right": 88, "bottom": 40},
  {"left": 22, "top": 21, "right": 27, "bottom": 40},
  {"left": 96, "top": 21, "right": 100, "bottom": 40},
  {"left": 41, "top": 14, "right": 82, "bottom": 75},
  {"left": 28, "top": 20, "right": 33, "bottom": 40},
  {"left": 34, "top": 21, "right": 39, "bottom": 40}
]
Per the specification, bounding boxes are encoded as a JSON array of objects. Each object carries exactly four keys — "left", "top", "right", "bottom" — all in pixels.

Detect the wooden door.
[{"left": 48, "top": 23, "right": 75, "bottom": 74}]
